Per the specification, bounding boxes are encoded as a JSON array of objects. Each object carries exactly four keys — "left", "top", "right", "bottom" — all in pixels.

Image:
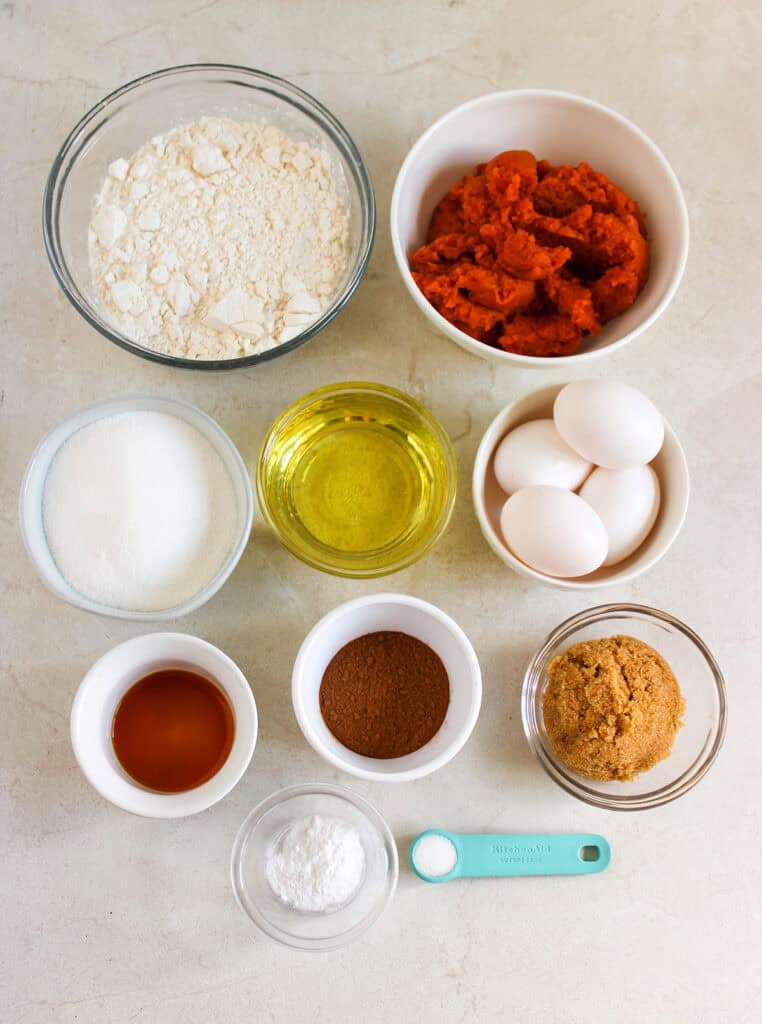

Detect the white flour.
[
  {"left": 88, "top": 117, "right": 349, "bottom": 360},
  {"left": 265, "top": 814, "right": 365, "bottom": 913}
]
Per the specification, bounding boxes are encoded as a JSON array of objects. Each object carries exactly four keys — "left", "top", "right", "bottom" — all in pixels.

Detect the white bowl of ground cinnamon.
[{"left": 292, "top": 593, "right": 482, "bottom": 782}]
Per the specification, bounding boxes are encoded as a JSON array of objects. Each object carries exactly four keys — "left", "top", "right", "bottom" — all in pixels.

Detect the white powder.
[
  {"left": 88, "top": 116, "right": 350, "bottom": 361},
  {"left": 265, "top": 814, "right": 365, "bottom": 914},
  {"left": 43, "top": 411, "right": 238, "bottom": 611},
  {"left": 412, "top": 833, "right": 458, "bottom": 878}
]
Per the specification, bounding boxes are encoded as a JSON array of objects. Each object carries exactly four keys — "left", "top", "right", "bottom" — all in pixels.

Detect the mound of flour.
[{"left": 88, "top": 117, "right": 349, "bottom": 360}]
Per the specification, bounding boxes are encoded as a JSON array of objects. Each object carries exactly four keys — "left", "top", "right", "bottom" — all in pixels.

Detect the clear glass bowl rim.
[
  {"left": 42, "top": 62, "right": 376, "bottom": 371},
  {"left": 229, "top": 782, "right": 399, "bottom": 951},
  {"left": 521, "top": 603, "right": 727, "bottom": 811},
  {"left": 256, "top": 380, "right": 458, "bottom": 578}
]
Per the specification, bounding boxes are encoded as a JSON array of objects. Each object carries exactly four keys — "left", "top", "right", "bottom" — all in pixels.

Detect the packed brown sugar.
[
  {"left": 542, "top": 635, "right": 684, "bottom": 781},
  {"left": 410, "top": 150, "right": 649, "bottom": 357}
]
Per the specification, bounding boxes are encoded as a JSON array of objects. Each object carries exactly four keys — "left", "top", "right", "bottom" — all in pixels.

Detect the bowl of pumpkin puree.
[{"left": 391, "top": 89, "right": 688, "bottom": 367}]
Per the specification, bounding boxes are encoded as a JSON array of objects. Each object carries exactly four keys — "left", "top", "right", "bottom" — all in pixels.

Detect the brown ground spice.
[
  {"left": 543, "top": 635, "right": 685, "bottom": 782},
  {"left": 319, "top": 631, "right": 450, "bottom": 758}
]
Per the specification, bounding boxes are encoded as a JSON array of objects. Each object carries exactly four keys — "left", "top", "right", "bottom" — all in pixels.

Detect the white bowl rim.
[
  {"left": 390, "top": 87, "right": 690, "bottom": 368},
  {"left": 471, "top": 383, "right": 690, "bottom": 589},
  {"left": 18, "top": 394, "right": 254, "bottom": 620},
  {"left": 70, "top": 632, "right": 258, "bottom": 818},
  {"left": 291, "top": 593, "right": 483, "bottom": 781}
]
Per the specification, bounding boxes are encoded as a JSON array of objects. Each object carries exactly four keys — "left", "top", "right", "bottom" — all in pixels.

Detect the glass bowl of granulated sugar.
[
  {"left": 231, "top": 783, "right": 398, "bottom": 950},
  {"left": 44, "top": 64, "right": 375, "bottom": 370},
  {"left": 20, "top": 395, "right": 253, "bottom": 619}
]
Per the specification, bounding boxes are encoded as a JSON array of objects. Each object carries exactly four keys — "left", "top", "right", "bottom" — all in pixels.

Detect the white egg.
[
  {"left": 499, "top": 485, "right": 608, "bottom": 578},
  {"left": 580, "top": 465, "right": 661, "bottom": 566},
  {"left": 493, "top": 419, "right": 593, "bottom": 495},
  {"left": 553, "top": 379, "right": 665, "bottom": 469}
]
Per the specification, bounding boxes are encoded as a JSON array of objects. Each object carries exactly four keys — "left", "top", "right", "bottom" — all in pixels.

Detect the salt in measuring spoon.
[{"left": 410, "top": 829, "right": 611, "bottom": 883}]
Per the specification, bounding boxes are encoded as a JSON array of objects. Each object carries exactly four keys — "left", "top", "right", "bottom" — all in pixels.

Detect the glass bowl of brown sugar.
[
  {"left": 521, "top": 604, "right": 726, "bottom": 811},
  {"left": 292, "top": 593, "right": 483, "bottom": 782}
]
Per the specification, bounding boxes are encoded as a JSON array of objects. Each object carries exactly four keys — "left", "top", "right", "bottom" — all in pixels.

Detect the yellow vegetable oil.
[{"left": 257, "top": 383, "right": 457, "bottom": 577}]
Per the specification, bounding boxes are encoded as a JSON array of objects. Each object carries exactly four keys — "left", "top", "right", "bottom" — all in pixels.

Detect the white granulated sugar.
[
  {"left": 412, "top": 833, "right": 458, "bottom": 877},
  {"left": 265, "top": 814, "right": 366, "bottom": 914},
  {"left": 88, "top": 117, "right": 350, "bottom": 361},
  {"left": 43, "top": 411, "right": 238, "bottom": 611}
]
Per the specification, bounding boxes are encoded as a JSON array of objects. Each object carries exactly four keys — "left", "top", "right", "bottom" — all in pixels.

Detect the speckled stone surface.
[{"left": 2, "top": 2, "right": 760, "bottom": 1021}]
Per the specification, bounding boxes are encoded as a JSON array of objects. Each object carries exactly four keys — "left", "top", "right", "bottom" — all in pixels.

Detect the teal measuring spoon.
[{"left": 410, "top": 829, "right": 611, "bottom": 883}]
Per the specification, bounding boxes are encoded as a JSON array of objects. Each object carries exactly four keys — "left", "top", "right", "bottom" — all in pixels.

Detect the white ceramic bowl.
[
  {"left": 472, "top": 384, "right": 690, "bottom": 589},
  {"left": 292, "top": 594, "right": 482, "bottom": 781},
  {"left": 19, "top": 395, "right": 253, "bottom": 620},
  {"left": 70, "top": 632, "right": 257, "bottom": 817},
  {"left": 391, "top": 89, "right": 689, "bottom": 367}
]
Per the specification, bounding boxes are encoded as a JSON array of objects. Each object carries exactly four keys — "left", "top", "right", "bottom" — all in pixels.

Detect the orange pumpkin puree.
[{"left": 410, "top": 151, "right": 649, "bottom": 357}]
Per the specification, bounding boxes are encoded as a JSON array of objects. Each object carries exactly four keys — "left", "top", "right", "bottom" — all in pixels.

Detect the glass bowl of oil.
[{"left": 257, "top": 382, "right": 457, "bottom": 577}]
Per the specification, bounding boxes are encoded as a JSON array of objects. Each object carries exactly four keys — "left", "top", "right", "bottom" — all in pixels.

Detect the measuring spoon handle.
[{"left": 456, "top": 832, "right": 611, "bottom": 878}]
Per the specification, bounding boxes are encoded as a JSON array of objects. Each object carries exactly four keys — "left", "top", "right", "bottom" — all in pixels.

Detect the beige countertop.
[{"left": 2, "top": 1, "right": 760, "bottom": 1021}]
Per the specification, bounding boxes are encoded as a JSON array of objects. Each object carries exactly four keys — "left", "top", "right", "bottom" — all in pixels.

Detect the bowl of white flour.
[{"left": 43, "top": 64, "right": 375, "bottom": 369}]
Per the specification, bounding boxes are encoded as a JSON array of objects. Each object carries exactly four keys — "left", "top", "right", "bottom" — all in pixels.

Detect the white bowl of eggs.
[{"left": 472, "top": 380, "right": 689, "bottom": 589}]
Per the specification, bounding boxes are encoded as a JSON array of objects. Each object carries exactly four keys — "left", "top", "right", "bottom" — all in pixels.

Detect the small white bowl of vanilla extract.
[{"left": 70, "top": 633, "right": 257, "bottom": 818}]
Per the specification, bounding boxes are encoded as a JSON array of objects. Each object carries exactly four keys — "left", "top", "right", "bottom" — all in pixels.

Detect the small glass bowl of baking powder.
[
  {"left": 231, "top": 783, "right": 398, "bottom": 950},
  {"left": 43, "top": 63, "right": 375, "bottom": 370},
  {"left": 522, "top": 604, "right": 727, "bottom": 811}
]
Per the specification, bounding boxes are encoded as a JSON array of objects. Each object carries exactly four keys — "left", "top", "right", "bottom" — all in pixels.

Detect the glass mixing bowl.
[
  {"left": 230, "top": 783, "right": 398, "bottom": 950},
  {"left": 43, "top": 63, "right": 375, "bottom": 370},
  {"left": 257, "top": 382, "right": 457, "bottom": 577},
  {"left": 521, "top": 604, "right": 726, "bottom": 811}
]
